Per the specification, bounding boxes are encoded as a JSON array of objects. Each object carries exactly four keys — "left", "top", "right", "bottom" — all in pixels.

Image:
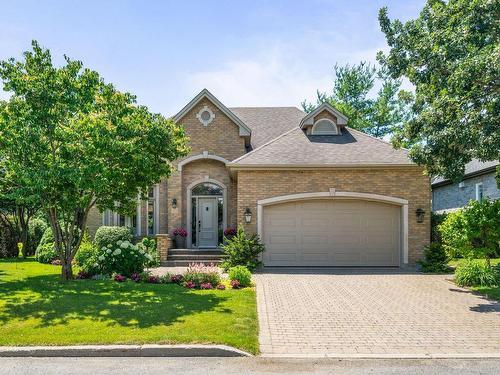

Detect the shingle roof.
[
  {"left": 432, "top": 159, "right": 499, "bottom": 185},
  {"left": 229, "top": 107, "right": 305, "bottom": 148},
  {"left": 228, "top": 126, "right": 414, "bottom": 167}
]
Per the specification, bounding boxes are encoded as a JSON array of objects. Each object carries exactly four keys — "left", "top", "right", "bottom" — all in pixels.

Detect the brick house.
[
  {"left": 431, "top": 160, "right": 499, "bottom": 213},
  {"left": 87, "top": 89, "right": 430, "bottom": 267}
]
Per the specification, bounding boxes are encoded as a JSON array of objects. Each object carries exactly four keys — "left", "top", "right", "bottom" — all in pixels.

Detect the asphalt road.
[{"left": 1, "top": 357, "right": 500, "bottom": 375}]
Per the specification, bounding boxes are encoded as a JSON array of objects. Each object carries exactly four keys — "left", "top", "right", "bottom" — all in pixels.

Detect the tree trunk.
[{"left": 61, "top": 260, "right": 73, "bottom": 280}]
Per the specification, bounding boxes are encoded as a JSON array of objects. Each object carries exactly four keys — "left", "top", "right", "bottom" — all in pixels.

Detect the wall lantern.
[
  {"left": 172, "top": 198, "right": 177, "bottom": 209},
  {"left": 416, "top": 208, "right": 425, "bottom": 223},
  {"left": 244, "top": 208, "right": 252, "bottom": 223}
]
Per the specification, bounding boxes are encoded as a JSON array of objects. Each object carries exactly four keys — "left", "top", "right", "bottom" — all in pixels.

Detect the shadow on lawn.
[{"left": 0, "top": 273, "right": 230, "bottom": 328}]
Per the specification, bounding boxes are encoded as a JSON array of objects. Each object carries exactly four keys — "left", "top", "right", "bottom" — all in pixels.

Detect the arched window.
[
  {"left": 311, "top": 119, "right": 338, "bottom": 135},
  {"left": 191, "top": 182, "right": 223, "bottom": 196}
]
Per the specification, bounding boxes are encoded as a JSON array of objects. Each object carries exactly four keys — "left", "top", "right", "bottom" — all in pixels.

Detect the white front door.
[{"left": 198, "top": 198, "right": 218, "bottom": 247}]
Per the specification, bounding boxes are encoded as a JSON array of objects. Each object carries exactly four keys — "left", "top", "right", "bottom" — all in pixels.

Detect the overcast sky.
[{"left": 0, "top": 0, "right": 425, "bottom": 115}]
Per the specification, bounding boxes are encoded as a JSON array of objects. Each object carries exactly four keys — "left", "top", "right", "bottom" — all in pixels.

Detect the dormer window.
[{"left": 311, "top": 119, "right": 338, "bottom": 135}]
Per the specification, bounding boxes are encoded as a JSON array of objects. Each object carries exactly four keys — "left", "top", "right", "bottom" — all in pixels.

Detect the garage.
[{"left": 262, "top": 199, "right": 401, "bottom": 267}]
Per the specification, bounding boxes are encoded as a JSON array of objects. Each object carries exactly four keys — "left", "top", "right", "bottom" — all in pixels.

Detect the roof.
[
  {"left": 300, "top": 102, "right": 348, "bottom": 128},
  {"left": 432, "top": 159, "right": 499, "bottom": 186},
  {"left": 228, "top": 127, "right": 415, "bottom": 168},
  {"left": 229, "top": 107, "right": 305, "bottom": 148},
  {"left": 173, "top": 89, "right": 251, "bottom": 136}
]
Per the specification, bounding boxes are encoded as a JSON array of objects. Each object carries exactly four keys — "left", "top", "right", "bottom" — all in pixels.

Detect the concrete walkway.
[{"left": 254, "top": 269, "right": 500, "bottom": 357}]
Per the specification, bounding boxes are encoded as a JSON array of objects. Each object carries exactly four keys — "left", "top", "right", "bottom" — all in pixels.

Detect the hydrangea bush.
[{"left": 95, "top": 240, "right": 152, "bottom": 277}]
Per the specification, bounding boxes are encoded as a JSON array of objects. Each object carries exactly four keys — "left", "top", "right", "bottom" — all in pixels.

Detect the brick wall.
[{"left": 236, "top": 167, "right": 430, "bottom": 265}]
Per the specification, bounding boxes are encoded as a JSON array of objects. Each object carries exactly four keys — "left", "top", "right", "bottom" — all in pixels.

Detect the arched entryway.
[{"left": 186, "top": 179, "right": 227, "bottom": 248}]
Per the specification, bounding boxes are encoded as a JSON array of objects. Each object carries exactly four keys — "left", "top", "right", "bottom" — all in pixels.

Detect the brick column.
[
  {"left": 156, "top": 234, "right": 171, "bottom": 264},
  {"left": 167, "top": 169, "right": 182, "bottom": 234}
]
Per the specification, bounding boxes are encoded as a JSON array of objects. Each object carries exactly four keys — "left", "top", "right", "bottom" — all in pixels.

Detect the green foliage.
[
  {"left": 431, "top": 212, "right": 447, "bottom": 243},
  {"left": 228, "top": 266, "right": 252, "bottom": 287},
  {"left": 36, "top": 227, "right": 54, "bottom": 248},
  {"left": 26, "top": 218, "right": 48, "bottom": 256},
  {"left": 221, "top": 225, "right": 265, "bottom": 272},
  {"left": 137, "top": 237, "right": 160, "bottom": 268},
  {"left": 182, "top": 264, "right": 221, "bottom": 288},
  {"left": 35, "top": 242, "right": 58, "bottom": 264},
  {"left": 95, "top": 239, "right": 149, "bottom": 277},
  {"left": 94, "top": 226, "right": 133, "bottom": 251},
  {"left": 74, "top": 233, "right": 99, "bottom": 275},
  {"left": 439, "top": 200, "right": 500, "bottom": 261},
  {"left": 417, "top": 243, "right": 452, "bottom": 273},
  {"left": 0, "top": 41, "right": 189, "bottom": 279},
  {"left": 378, "top": 0, "right": 499, "bottom": 181},
  {"left": 454, "top": 260, "right": 499, "bottom": 287},
  {"left": 0, "top": 216, "right": 18, "bottom": 258},
  {"left": 302, "top": 62, "right": 412, "bottom": 138}
]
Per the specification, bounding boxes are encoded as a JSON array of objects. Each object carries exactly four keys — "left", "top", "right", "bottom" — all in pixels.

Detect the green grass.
[
  {"left": 447, "top": 258, "right": 500, "bottom": 301},
  {"left": 0, "top": 259, "right": 258, "bottom": 353}
]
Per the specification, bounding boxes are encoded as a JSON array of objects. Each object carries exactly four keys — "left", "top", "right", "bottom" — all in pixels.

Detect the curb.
[
  {"left": 0, "top": 344, "right": 252, "bottom": 357},
  {"left": 260, "top": 353, "right": 500, "bottom": 359}
]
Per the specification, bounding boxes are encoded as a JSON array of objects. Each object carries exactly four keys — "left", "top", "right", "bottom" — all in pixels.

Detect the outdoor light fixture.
[
  {"left": 244, "top": 207, "right": 252, "bottom": 223},
  {"left": 172, "top": 198, "right": 177, "bottom": 209},
  {"left": 416, "top": 208, "right": 425, "bottom": 223}
]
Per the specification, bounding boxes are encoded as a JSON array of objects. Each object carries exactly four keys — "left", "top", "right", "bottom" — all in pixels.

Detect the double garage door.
[{"left": 262, "top": 199, "right": 401, "bottom": 267}]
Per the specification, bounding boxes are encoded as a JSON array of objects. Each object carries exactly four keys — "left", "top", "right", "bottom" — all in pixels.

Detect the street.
[{"left": 1, "top": 357, "right": 500, "bottom": 375}]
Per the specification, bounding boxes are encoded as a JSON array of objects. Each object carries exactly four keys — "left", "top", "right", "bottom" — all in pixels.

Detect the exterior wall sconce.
[
  {"left": 244, "top": 208, "right": 252, "bottom": 223},
  {"left": 172, "top": 198, "right": 177, "bottom": 209},
  {"left": 416, "top": 208, "right": 425, "bottom": 223}
]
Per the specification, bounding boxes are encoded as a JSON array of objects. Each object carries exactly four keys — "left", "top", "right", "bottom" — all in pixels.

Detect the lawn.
[
  {"left": 447, "top": 258, "right": 500, "bottom": 302},
  {"left": 0, "top": 259, "right": 258, "bottom": 353}
]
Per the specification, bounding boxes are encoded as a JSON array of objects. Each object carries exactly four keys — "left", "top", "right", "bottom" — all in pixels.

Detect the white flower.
[
  {"left": 101, "top": 247, "right": 107, "bottom": 251},
  {"left": 145, "top": 254, "right": 153, "bottom": 261},
  {"left": 113, "top": 248, "right": 121, "bottom": 256},
  {"left": 98, "top": 255, "right": 105, "bottom": 261},
  {"left": 106, "top": 249, "right": 112, "bottom": 254},
  {"left": 139, "top": 249, "right": 145, "bottom": 255},
  {"left": 107, "top": 244, "right": 112, "bottom": 249},
  {"left": 120, "top": 241, "right": 129, "bottom": 249},
  {"left": 116, "top": 240, "right": 123, "bottom": 246}
]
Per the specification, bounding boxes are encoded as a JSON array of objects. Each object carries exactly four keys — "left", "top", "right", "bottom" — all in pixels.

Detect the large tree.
[
  {"left": 0, "top": 41, "right": 189, "bottom": 279},
  {"left": 302, "top": 62, "right": 412, "bottom": 138},
  {"left": 378, "top": 0, "right": 499, "bottom": 182}
]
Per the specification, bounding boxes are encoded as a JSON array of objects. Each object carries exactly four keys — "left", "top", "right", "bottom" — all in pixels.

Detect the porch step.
[
  {"left": 168, "top": 249, "right": 223, "bottom": 256},
  {"left": 168, "top": 254, "right": 222, "bottom": 261},
  {"left": 162, "top": 260, "right": 221, "bottom": 267}
]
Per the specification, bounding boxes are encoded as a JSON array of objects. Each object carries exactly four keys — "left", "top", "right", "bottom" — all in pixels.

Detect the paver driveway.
[{"left": 255, "top": 269, "right": 500, "bottom": 356}]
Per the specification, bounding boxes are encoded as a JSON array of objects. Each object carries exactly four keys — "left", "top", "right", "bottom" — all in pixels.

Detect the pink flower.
[
  {"left": 170, "top": 274, "right": 183, "bottom": 284},
  {"left": 147, "top": 275, "right": 160, "bottom": 284},
  {"left": 114, "top": 274, "right": 126, "bottom": 282},
  {"left": 216, "top": 284, "right": 226, "bottom": 290},
  {"left": 230, "top": 279, "right": 241, "bottom": 289},
  {"left": 130, "top": 273, "right": 141, "bottom": 282},
  {"left": 172, "top": 228, "right": 188, "bottom": 238},
  {"left": 200, "top": 282, "right": 213, "bottom": 290},
  {"left": 184, "top": 281, "right": 196, "bottom": 289},
  {"left": 223, "top": 227, "right": 237, "bottom": 237}
]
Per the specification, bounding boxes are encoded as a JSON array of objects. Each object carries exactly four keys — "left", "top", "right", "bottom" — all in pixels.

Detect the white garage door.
[{"left": 262, "top": 199, "right": 401, "bottom": 267}]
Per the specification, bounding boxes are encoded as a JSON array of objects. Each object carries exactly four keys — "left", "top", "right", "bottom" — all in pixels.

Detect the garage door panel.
[{"left": 263, "top": 199, "right": 400, "bottom": 267}]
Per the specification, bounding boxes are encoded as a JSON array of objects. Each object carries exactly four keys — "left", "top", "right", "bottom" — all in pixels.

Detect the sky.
[{"left": 0, "top": 0, "right": 425, "bottom": 116}]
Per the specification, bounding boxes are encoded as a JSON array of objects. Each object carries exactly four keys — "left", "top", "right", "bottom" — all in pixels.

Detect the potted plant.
[
  {"left": 223, "top": 227, "right": 237, "bottom": 243},
  {"left": 172, "top": 228, "right": 188, "bottom": 248}
]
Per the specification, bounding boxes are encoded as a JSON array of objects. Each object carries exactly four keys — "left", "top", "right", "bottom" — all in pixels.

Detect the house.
[
  {"left": 87, "top": 89, "right": 430, "bottom": 267},
  {"left": 432, "top": 160, "right": 499, "bottom": 213}
]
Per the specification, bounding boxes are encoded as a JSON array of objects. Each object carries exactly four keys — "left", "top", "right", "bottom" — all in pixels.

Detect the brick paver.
[{"left": 255, "top": 269, "right": 500, "bottom": 356}]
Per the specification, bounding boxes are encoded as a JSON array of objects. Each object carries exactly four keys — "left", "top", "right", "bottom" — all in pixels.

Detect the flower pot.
[{"left": 173, "top": 236, "right": 186, "bottom": 249}]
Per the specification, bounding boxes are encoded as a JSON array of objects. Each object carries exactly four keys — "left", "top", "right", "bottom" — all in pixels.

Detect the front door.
[{"left": 198, "top": 198, "right": 218, "bottom": 247}]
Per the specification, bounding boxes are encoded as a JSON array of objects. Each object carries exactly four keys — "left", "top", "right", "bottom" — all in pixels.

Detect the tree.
[
  {"left": 0, "top": 41, "right": 189, "bottom": 279},
  {"left": 378, "top": 0, "right": 500, "bottom": 182},
  {"left": 302, "top": 62, "right": 412, "bottom": 138}
]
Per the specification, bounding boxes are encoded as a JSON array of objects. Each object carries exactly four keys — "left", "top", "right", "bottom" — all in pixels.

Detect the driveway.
[{"left": 254, "top": 269, "right": 500, "bottom": 356}]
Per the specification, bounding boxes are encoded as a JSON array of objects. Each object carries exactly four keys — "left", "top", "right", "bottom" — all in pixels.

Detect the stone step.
[
  {"left": 162, "top": 260, "right": 221, "bottom": 267},
  {"left": 169, "top": 249, "right": 223, "bottom": 256},
  {"left": 167, "top": 254, "right": 222, "bottom": 261}
]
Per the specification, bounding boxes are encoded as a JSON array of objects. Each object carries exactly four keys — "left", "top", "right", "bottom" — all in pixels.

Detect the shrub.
[
  {"left": 455, "top": 260, "right": 499, "bottom": 287},
  {"left": 184, "top": 281, "right": 196, "bottom": 289},
  {"left": 76, "top": 270, "right": 90, "bottom": 279},
  {"left": 130, "top": 273, "right": 141, "bottom": 282},
  {"left": 182, "top": 263, "right": 221, "bottom": 288},
  {"left": 26, "top": 218, "right": 48, "bottom": 256},
  {"left": 94, "top": 226, "right": 133, "bottom": 251},
  {"left": 170, "top": 274, "right": 183, "bottom": 284},
  {"left": 95, "top": 240, "right": 151, "bottom": 277},
  {"left": 147, "top": 275, "right": 160, "bottom": 284},
  {"left": 417, "top": 243, "right": 452, "bottom": 273},
  {"left": 439, "top": 200, "right": 500, "bottom": 262},
  {"left": 159, "top": 273, "right": 172, "bottom": 284},
  {"left": 138, "top": 237, "right": 160, "bottom": 268},
  {"left": 216, "top": 284, "right": 226, "bottom": 290},
  {"left": 200, "top": 282, "right": 213, "bottom": 290},
  {"left": 114, "top": 273, "right": 126, "bottom": 282},
  {"left": 0, "top": 216, "right": 18, "bottom": 258},
  {"left": 35, "top": 242, "right": 58, "bottom": 264},
  {"left": 230, "top": 280, "right": 241, "bottom": 289},
  {"left": 221, "top": 225, "right": 265, "bottom": 271},
  {"left": 228, "top": 265, "right": 252, "bottom": 287},
  {"left": 74, "top": 233, "right": 99, "bottom": 275},
  {"left": 430, "top": 212, "right": 447, "bottom": 244}
]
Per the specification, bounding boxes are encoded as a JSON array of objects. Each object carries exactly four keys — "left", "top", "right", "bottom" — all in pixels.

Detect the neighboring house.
[
  {"left": 431, "top": 160, "right": 500, "bottom": 213},
  {"left": 87, "top": 89, "right": 430, "bottom": 267}
]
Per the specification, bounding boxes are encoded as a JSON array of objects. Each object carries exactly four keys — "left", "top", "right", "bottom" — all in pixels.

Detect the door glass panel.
[
  {"left": 191, "top": 198, "right": 197, "bottom": 247},
  {"left": 192, "top": 182, "right": 223, "bottom": 196},
  {"left": 218, "top": 197, "right": 223, "bottom": 244}
]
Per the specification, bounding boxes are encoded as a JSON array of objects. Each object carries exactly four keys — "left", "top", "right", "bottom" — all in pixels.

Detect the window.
[
  {"left": 311, "top": 119, "right": 338, "bottom": 135},
  {"left": 191, "top": 182, "right": 223, "bottom": 196},
  {"left": 196, "top": 105, "right": 215, "bottom": 126},
  {"left": 475, "top": 183, "right": 484, "bottom": 201},
  {"left": 148, "top": 187, "right": 157, "bottom": 235}
]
